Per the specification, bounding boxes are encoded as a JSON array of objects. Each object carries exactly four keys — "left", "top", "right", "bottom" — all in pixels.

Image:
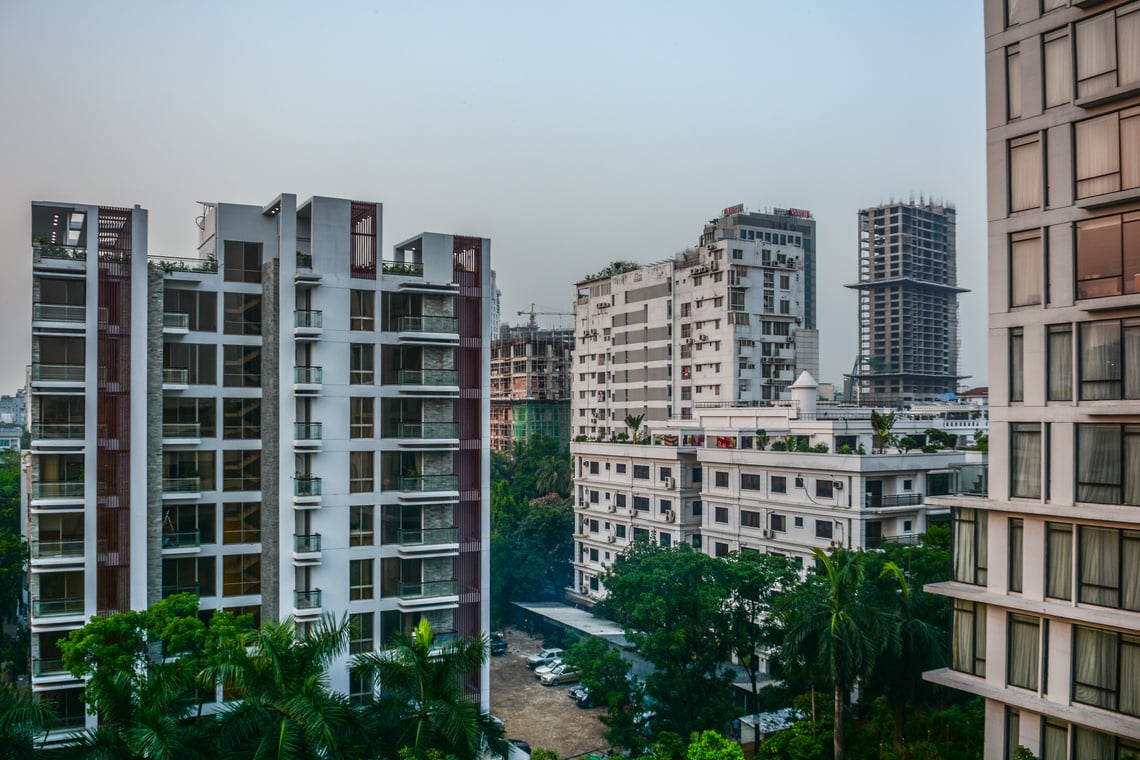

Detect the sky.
[{"left": 0, "top": 1, "right": 987, "bottom": 394}]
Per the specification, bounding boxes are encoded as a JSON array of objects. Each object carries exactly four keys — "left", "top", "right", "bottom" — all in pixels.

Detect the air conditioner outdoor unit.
[
  {"left": 606, "top": 504, "right": 616, "bottom": 513},
  {"left": 665, "top": 509, "right": 676, "bottom": 523},
  {"left": 664, "top": 477, "right": 676, "bottom": 489},
  {"left": 699, "top": 334, "right": 709, "bottom": 341},
  {"left": 833, "top": 481, "right": 844, "bottom": 490},
  {"left": 830, "top": 539, "right": 841, "bottom": 548},
  {"left": 762, "top": 529, "right": 771, "bottom": 538},
  {"left": 607, "top": 534, "right": 616, "bottom": 543}
]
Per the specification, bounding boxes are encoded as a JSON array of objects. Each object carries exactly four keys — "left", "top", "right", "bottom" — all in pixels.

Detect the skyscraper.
[
  {"left": 847, "top": 200, "right": 966, "bottom": 407},
  {"left": 925, "top": 2, "right": 1140, "bottom": 757}
]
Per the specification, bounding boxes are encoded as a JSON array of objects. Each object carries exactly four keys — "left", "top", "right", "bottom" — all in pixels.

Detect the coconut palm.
[
  {"left": 870, "top": 410, "right": 898, "bottom": 453},
  {"left": 350, "top": 619, "right": 506, "bottom": 760},
  {"left": 534, "top": 456, "right": 571, "bottom": 498},
  {"left": 0, "top": 685, "right": 54, "bottom": 760},
  {"left": 775, "top": 549, "right": 896, "bottom": 760},
  {"left": 624, "top": 414, "right": 645, "bottom": 443}
]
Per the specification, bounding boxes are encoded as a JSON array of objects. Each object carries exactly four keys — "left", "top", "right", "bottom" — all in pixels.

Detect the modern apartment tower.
[
  {"left": 26, "top": 195, "right": 492, "bottom": 732},
  {"left": 924, "top": 2, "right": 1140, "bottom": 758},
  {"left": 846, "top": 201, "right": 967, "bottom": 407},
  {"left": 490, "top": 325, "right": 573, "bottom": 452}
]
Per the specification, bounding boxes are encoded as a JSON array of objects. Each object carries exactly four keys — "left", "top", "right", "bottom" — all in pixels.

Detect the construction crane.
[{"left": 518, "top": 303, "right": 572, "bottom": 330}]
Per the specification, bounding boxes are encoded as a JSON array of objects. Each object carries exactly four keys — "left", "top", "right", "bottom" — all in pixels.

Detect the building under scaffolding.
[{"left": 490, "top": 325, "right": 573, "bottom": 451}]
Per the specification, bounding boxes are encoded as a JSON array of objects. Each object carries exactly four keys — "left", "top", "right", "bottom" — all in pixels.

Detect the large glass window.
[
  {"left": 1077, "top": 424, "right": 1140, "bottom": 505},
  {"left": 222, "top": 451, "right": 260, "bottom": 492},
  {"left": 1007, "top": 614, "right": 1040, "bottom": 690},
  {"left": 350, "top": 559, "right": 374, "bottom": 600},
  {"left": 1076, "top": 212, "right": 1140, "bottom": 299},
  {"left": 350, "top": 451, "right": 374, "bottom": 493},
  {"left": 1073, "top": 726, "right": 1140, "bottom": 760},
  {"left": 222, "top": 554, "right": 260, "bottom": 596},
  {"left": 1079, "top": 319, "right": 1140, "bottom": 399},
  {"left": 1073, "top": 626, "right": 1140, "bottom": 717},
  {"left": 1075, "top": 5, "right": 1140, "bottom": 100},
  {"left": 1010, "top": 231, "right": 1043, "bottom": 307},
  {"left": 223, "top": 293, "right": 262, "bottom": 335},
  {"left": 1048, "top": 325, "right": 1073, "bottom": 400},
  {"left": 351, "top": 344, "right": 374, "bottom": 384},
  {"left": 1010, "top": 135, "right": 1043, "bottom": 212},
  {"left": 351, "top": 398, "right": 374, "bottom": 439},
  {"left": 953, "top": 508, "right": 988, "bottom": 585},
  {"left": 350, "top": 505, "right": 374, "bottom": 547},
  {"left": 1047, "top": 522, "right": 1073, "bottom": 600},
  {"left": 350, "top": 290, "right": 374, "bottom": 331},
  {"left": 222, "top": 502, "right": 260, "bottom": 544},
  {"left": 349, "top": 612, "right": 374, "bottom": 655},
  {"left": 1042, "top": 720, "right": 1067, "bottom": 760},
  {"left": 163, "top": 343, "right": 216, "bottom": 385},
  {"left": 1044, "top": 29, "right": 1072, "bottom": 108},
  {"left": 1075, "top": 107, "right": 1140, "bottom": 199},
  {"left": 223, "top": 241, "right": 262, "bottom": 284},
  {"left": 1079, "top": 525, "right": 1140, "bottom": 610},
  {"left": 165, "top": 289, "right": 217, "bottom": 332},
  {"left": 1010, "top": 423, "right": 1042, "bottom": 499},
  {"left": 1010, "top": 328, "right": 1024, "bottom": 402},
  {"left": 222, "top": 398, "right": 260, "bottom": 439},
  {"left": 1007, "top": 46, "right": 1021, "bottom": 120},
  {"left": 1009, "top": 518, "right": 1023, "bottom": 593},
  {"left": 952, "top": 600, "right": 986, "bottom": 677},
  {"left": 164, "top": 397, "right": 216, "bottom": 438},
  {"left": 222, "top": 345, "right": 261, "bottom": 388}
]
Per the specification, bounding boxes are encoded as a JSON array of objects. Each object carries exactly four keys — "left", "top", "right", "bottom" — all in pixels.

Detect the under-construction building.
[
  {"left": 846, "top": 200, "right": 966, "bottom": 407},
  {"left": 490, "top": 325, "right": 572, "bottom": 452}
]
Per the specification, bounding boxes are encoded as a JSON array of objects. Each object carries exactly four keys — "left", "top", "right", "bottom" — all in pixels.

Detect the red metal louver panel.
[{"left": 350, "top": 201, "right": 377, "bottom": 279}]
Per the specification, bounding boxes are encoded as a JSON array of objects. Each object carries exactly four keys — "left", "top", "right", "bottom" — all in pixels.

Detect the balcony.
[
  {"left": 31, "top": 423, "right": 85, "bottom": 444},
  {"left": 162, "top": 312, "right": 190, "bottom": 334},
  {"left": 397, "top": 369, "right": 458, "bottom": 387},
  {"left": 31, "top": 598, "right": 85, "bottom": 618},
  {"left": 161, "top": 531, "right": 201, "bottom": 550},
  {"left": 162, "top": 422, "right": 201, "bottom": 445},
  {"left": 30, "top": 364, "right": 84, "bottom": 385},
  {"left": 865, "top": 493, "right": 924, "bottom": 509},
  {"left": 397, "top": 422, "right": 459, "bottom": 440},
  {"left": 398, "top": 579, "right": 458, "bottom": 600},
  {"left": 866, "top": 534, "right": 921, "bottom": 549},
  {"left": 293, "top": 589, "right": 322, "bottom": 616},
  {"left": 32, "top": 244, "right": 87, "bottom": 270},
  {"left": 162, "top": 477, "right": 201, "bottom": 499},
  {"left": 382, "top": 260, "right": 424, "bottom": 277},
  {"left": 399, "top": 475, "right": 459, "bottom": 493},
  {"left": 293, "top": 534, "right": 322, "bottom": 563},
  {"left": 395, "top": 315, "right": 459, "bottom": 336},
  {"left": 295, "top": 250, "right": 321, "bottom": 285},
  {"left": 294, "top": 422, "right": 322, "bottom": 449},
  {"left": 294, "top": 476, "right": 322, "bottom": 497},
  {"left": 294, "top": 310, "right": 323, "bottom": 339},
  {"left": 397, "top": 527, "right": 459, "bottom": 546},
  {"left": 30, "top": 539, "right": 84, "bottom": 560},
  {"left": 936, "top": 464, "right": 988, "bottom": 497},
  {"left": 149, "top": 255, "right": 218, "bottom": 274},
  {"left": 32, "top": 304, "right": 86, "bottom": 324},
  {"left": 294, "top": 366, "right": 322, "bottom": 393},
  {"left": 161, "top": 584, "right": 199, "bottom": 599},
  {"left": 31, "top": 482, "right": 84, "bottom": 501},
  {"left": 162, "top": 368, "right": 189, "bottom": 390},
  {"left": 32, "top": 658, "right": 68, "bottom": 678}
]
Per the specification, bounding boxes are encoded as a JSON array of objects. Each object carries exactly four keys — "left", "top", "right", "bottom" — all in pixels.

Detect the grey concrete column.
[{"left": 261, "top": 258, "right": 281, "bottom": 623}]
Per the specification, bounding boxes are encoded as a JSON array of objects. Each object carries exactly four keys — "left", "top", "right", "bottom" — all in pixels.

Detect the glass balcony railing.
[
  {"left": 162, "top": 531, "right": 200, "bottom": 549},
  {"left": 397, "top": 422, "right": 459, "bottom": 439},
  {"left": 397, "top": 527, "right": 459, "bottom": 545},
  {"left": 398, "top": 369, "right": 458, "bottom": 386},
  {"left": 163, "top": 477, "right": 201, "bottom": 494},
  {"left": 294, "top": 422, "right": 323, "bottom": 440},
  {"left": 163, "top": 312, "right": 190, "bottom": 330},
  {"left": 399, "top": 475, "right": 459, "bottom": 492},
  {"left": 163, "top": 368, "right": 189, "bottom": 385},
  {"left": 950, "top": 464, "right": 988, "bottom": 496},
  {"left": 294, "top": 589, "right": 322, "bottom": 609},
  {"left": 295, "top": 476, "right": 322, "bottom": 496},
  {"left": 294, "top": 310, "right": 323, "bottom": 328},
  {"left": 33, "top": 304, "right": 86, "bottom": 322},
  {"left": 31, "top": 598, "right": 84, "bottom": 617},
  {"left": 382, "top": 260, "right": 424, "bottom": 277},
  {"left": 294, "top": 366, "right": 323, "bottom": 384},
  {"left": 31, "top": 482, "right": 83, "bottom": 499},
  {"left": 31, "top": 422, "right": 84, "bottom": 440},
  {"left": 294, "top": 533, "right": 322, "bottom": 553},
  {"left": 162, "top": 423, "right": 201, "bottom": 439},
  {"left": 30, "top": 539, "right": 84, "bottom": 559},
  {"left": 33, "top": 243, "right": 87, "bottom": 263},
  {"left": 397, "top": 579, "right": 458, "bottom": 599},
  {"left": 31, "top": 364, "right": 84, "bottom": 382},
  {"left": 161, "top": 584, "right": 199, "bottom": 598},
  {"left": 395, "top": 315, "right": 459, "bottom": 334},
  {"left": 32, "top": 658, "right": 67, "bottom": 677}
]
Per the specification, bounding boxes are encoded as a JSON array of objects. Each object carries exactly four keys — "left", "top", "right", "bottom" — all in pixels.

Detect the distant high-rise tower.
[{"left": 846, "top": 201, "right": 966, "bottom": 406}]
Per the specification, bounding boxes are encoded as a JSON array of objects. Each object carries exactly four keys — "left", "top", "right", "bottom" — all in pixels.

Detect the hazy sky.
[{"left": 0, "top": 1, "right": 987, "bottom": 394}]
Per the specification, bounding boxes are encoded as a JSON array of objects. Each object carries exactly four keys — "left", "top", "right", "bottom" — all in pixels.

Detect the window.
[
  {"left": 660, "top": 533, "right": 671, "bottom": 548},
  {"left": 589, "top": 491, "right": 599, "bottom": 505},
  {"left": 692, "top": 467, "right": 701, "bottom": 483},
  {"left": 815, "top": 520, "right": 833, "bottom": 540},
  {"left": 163, "top": 451, "right": 216, "bottom": 490},
  {"left": 1075, "top": 6, "right": 1140, "bottom": 100},
  {"left": 165, "top": 289, "right": 217, "bottom": 332},
  {"left": 1009, "top": 135, "right": 1043, "bottom": 212},
  {"left": 615, "top": 493, "right": 626, "bottom": 508},
  {"left": 350, "top": 290, "right": 374, "bottom": 331},
  {"left": 589, "top": 461, "right": 599, "bottom": 475},
  {"left": 615, "top": 524, "right": 626, "bottom": 539},
  {"left": 351, "top": 344, "right": 375, "bottom": 384},
  {"left": 223, "top": 293, "right": 261, "bottom": 335},
  {"left": 351, "top": 398, "right": 374, "bottom": 439},
  {"left": 771, "top": 476, "right": 787, "bottom": 494},
  {"left": 222, "top": 502, "right": 260, "bottom": 544},
  {"left": 815, "top": 480, "right": 833, "bottom": 499},
  {"left": 1073, "top": 626, "right": 1140, "bottom": 717},
  {"left": 1010, "top": 232, "right": 1042, "bottom": 307},
  {"left": 615, "top": 463, "right": 626, "bottom": 474},
  {"left": 952, "top": 600, "right": 987, "bottom": 677},
  {"left": 223, "top": 345, "right": 261, "bottom": 387},
  {"left": 1010, "top": 423, "right": 1042, "bottom": 499},
  {"left": 715, "top": 507, "right": 729, "bottom": 524},
  {"left": 350, "top": 505, "right": 374, "bottom": 547},
  {"left": 633, "top": 496, "right": 649, "bottom": 512},
  {"left": 659, "top": 467, "right": 671, "bottom": 481},
  {"left": 1077, "top": 424, "right": 1140, "bottom": 505},
  {"left": 350, "top": 451, "right": 374, "bottom": 493},
  {"left": 633, "top": 465, "right": 650, "bottom": 480},
  {"left": 741, "top": 510, "right": 761, "bottom": 529},
  {"left": 222, "top": 398, "right": 260, "bottom": 439},
  {"left": 164, "top": 503, "right": 215, "bottom": 545},
  {"left": 1076, "top": 212, "right": 1140, "bottom": 299},
  {"left": 714, "top": 542, "right": 729, "bottom": 558},
  {"left": 770, "top": 514, "right": 786, "bottom": 533},
  {"left": 1042, "top": 720, "right": 1068, "bottom": 760},
  {"left": 1010, "top": 328, "right": 1024, "bottom": 402},
  {"left": 223, "top": 451, "right": 260, "bottom": 491},
  {"left": 1006, "top": 709, "right": 1021, "bottom": 760},
  {"left": 162, "top": 556, "right": 215, "bottom": 598},
  {"left": 1079, "top": 319, "right": 1140, "bottom": 399},
  {"left": 1048, "top": 325, "right": 1073, "bottom": 400},
  {"left": 165, "top": 397, "right": 216, "bottom": 438},
  {"left": 1073, "top": 726, "right": 1140, "bottom": 760},
  {"left": 740, "top": 473, "right": 761, "bottom": 491},
  {"left": 1078, "top": 525, "right": 1140, "bottom": 610},
  {"left": 1043, "top": 29, "right": 1072, "bottom": 108},
  {"left": 1009, "top": 518, "right": 1024, "bottom": 593},
  {"left": 1047, "top": 522, "right": 1074, "bottom": 600},
  {"left": 589, "top": 548, "right": 599, "bottom": 561},
  {"left": 1006, "top": 0, "right": 1019, "bottom": 26},
  {"left": 715, "top": 471, "right": 729, "bottom": 488},
  {"left": 223, "top": 241, "right": 261, "bottom": 283},
  {"left": 794, "top": 476, "right": 805, "bottom": 489},
  {"left": 1007, "top": 614, "right": 1040, "bottom": 690},
  {"left": 164, "top": 343, "right": 216, "bottom": 385},
  {"left": 350, "top": 559, "right": 374, "bottom": 600},
  {"left": 222, "top": 554, "right": 260, "bottom": 596},
  {"left": 1007, "top": 46, "right": 1021, "bottom": 120},
  {"left": 953, "top": 508, "right": 988, "bottom": 586},
  {"left": 1076, "top": 107, "right": 1140, "bottom": 199},
  {"left": 659, "top": 498, "right": 671, "bottom": 514},
  {"left": 794, "top": 516, "right": 804, "bottom": 528},
  {"left": 349, "top": 612, "right": 374, "bottom": 654}
]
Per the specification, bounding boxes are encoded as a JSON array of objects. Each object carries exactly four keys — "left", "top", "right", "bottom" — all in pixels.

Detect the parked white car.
[{"left": 525, "top": 648, "right": 563, "bottom": 669}]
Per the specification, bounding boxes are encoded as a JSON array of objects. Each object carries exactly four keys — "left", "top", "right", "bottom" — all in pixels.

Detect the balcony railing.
[
  {"left": 295, "top": 589, "right": 322, "bottom": 609},
  {"left": 149, "top": 255, "right": 218, "bottom": 273},
  {"left": 296, "top": 252, "right": 313, "bottom": 270},
  {"left": 162, "top": 422, "right": 201, "bottom": 439},
  {"left": 32, "top": 658, "right": 67, "bottom": 677},
  {"left": 866, "top": 534, "right": 921, "bottom": 549},
  {"left": 30, "top": 539, "right": 84, "bottom": 559},
  {"left": 33, "top": 244, "right": 87, "bottom": 263},
  {"left": 398, "top": 369, "right": 458, "bottom": 386},
  {"left": 162, "top": 530, "right": 200, "bottom": 549},
  {"left": 395, "top": 315, "right": 459, "bottom": 334},
  {"left": 294, "top": 533, "right": 322, "bottom": 553},
  {"left": 32, "top": 304, "right": 86, "bottom": 323},
  {"left": 163, "top": 312, "right": 190, "bottom": 330},
  {"left": 294, "top": 422, "right": 323, "bottom": 440},
  {"left": 295, "top": 476, "right": 322, "bottom": 496},
  {"left": 163, "top": 477, "right": 201, "bottom": 494},
  {"left": 31, "top": 422, "right": 84, "bottom": 440},
  {"left": 294, "top": 366, "right": 323, "bottom": 384},
  {"left": 865, "top": 493, "right": 924, "bottom": 509},
  {"left": 161, "top": 584, "right": 199, "bottom": 598},
  {"left": 397, "top": 527, "right": 459, "bottom": 545},
  {"left": 931, "top": 464, "right": 989, "bottom": 497},
  {"left": 31, "top": 364, "right": 84, "bottom": 382},
  {"left": 398, "top": 579, "right": 458, "bottom": 599},
  {"left": 31, "top": 598, "right": 84, "bottom": 617},
  {"left": 294, "top": 310, "right": 323, "bottom": 328},
  {"left": 399, "top": 475, "right": 459, "bottom": 492},
  {"left": 31, "top": 482, "right": 83, "bottom": 499},
  {"left": 163, "top": 368, "right": 189, "bottom": 385},
  {"left": 397, "top": 422, "right": 459, "bottom": 439},
  {"left": 382, "top": 260, "right": 424, "bottom": 277}
]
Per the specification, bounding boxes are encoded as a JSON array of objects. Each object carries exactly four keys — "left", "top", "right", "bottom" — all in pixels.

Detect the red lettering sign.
[{"left": 723, "top": 204, "right": 744, "bottom": 216}]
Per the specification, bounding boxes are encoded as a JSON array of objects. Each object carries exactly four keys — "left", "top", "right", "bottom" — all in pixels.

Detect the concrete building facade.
[
  {"left": 924, "top": 2, "right": 1140, "bottom": 758},
  {"left": 25, "top": 195, "right": 492, "bottom": 733},
  {"left": 490, "top": 325, "right": 573, "bottom": 452}
]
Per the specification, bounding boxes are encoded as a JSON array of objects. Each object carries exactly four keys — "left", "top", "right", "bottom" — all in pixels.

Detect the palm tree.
[
  {"left": 0, "top": 685, "right": 53, "bottom": 760},
  {"left": 534, "top": 456, "right": 571, "bottom": 497},
  {"left": 870, "top": 410, "right": 898, "bottom": 453},
  {"left": 350, "top": 619, "right": 506, "bottom": 760},
  {"left": 624, "top": 414, "right": 645, "bottom": 443},
  {"left": 776, "top": 549, "right": 896, "bottom": 760},
  {"left": 207, "top": 614, "right": 365, "bottom": 760}
]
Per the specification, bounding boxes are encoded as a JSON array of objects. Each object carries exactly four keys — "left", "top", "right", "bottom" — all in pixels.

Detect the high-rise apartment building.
[
  {"left": 490, "top": 325, "right": 573, "bottom": 451},
  {"left": 25, "top": 195, "right": 492, "bottom": 732},
  {"left": 572, "top": 206, "right": 814, "bottom": 439},
  {"left": 847, "top": 201, "right": 966, "bottom": 407},
  {"left": 925, "top": 3, "right": 1140, "bottom": 758}
]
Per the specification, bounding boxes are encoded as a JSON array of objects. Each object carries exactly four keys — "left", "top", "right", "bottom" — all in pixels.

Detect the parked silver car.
[{"left": 525, "top": 647, "right": 563, "bottom": 669}]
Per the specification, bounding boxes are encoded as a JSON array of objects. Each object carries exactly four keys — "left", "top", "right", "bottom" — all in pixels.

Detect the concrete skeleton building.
[
  {"left": 24, "top": 195, "right": 492, "bottom": 733},
  {"left": 569, "top": 374, "right": 987, "bottom": 605},
  {"left": 846, "top": 200, "right": 967, "bottom": 407},
  {"left": 490, "top": 325, "right": 573, "bottom": 452},
  {"left": 923, "top": 2, "right": 1140, "bottom": 758},
  {"left": 572, "top": 206, "right": 817, "bottom": 440}
]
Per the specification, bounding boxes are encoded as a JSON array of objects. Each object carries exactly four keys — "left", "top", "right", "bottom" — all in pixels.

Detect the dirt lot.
[{"left": 490, "top": 630, "right": 610, "bottom": 759}]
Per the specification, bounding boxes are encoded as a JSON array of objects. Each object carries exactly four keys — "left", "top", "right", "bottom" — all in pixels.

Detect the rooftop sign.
[{"left": 722, "top": 203, "right": 744, "bottom": 216}]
